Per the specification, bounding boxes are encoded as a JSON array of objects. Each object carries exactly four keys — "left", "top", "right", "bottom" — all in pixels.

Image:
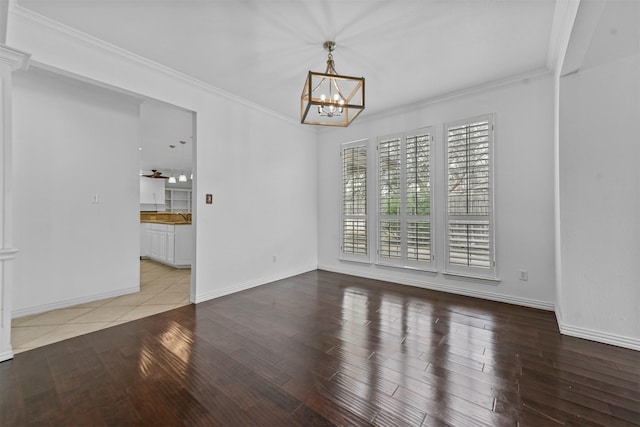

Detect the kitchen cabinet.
[
  {"left": 150, "top": 225, "right": 167, "bottom": 260},
  {"left": 174, "top": 225, "right": 193, "bottom": 266},
  {"left": 166, "top": 231, "right": 175, "bottom": 264},
  {"left": 140, "top": 223, "right": 151, "bottom": 258},
  {"left": 140, "top": 177, "right": 165, "bottom": 205},
  {"left": 146, "top": 223, "right": 192, "bottom": 268}
]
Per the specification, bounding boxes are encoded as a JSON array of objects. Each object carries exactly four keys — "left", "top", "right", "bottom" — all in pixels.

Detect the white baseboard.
[
  {"left": 558, "top": 321, "right": 640, "bottom": 352},
  {"left": 317, "top": 263, "right": 555, "bottom": 311},
  {"left": 194, "top": 264, "right": 317, "bottom": 304},
  {"left": 12, "top": 286, "right": 139, "bottom": 319},
  {"left": 0, "top": 348, "right": 14, "bottom": 362}
]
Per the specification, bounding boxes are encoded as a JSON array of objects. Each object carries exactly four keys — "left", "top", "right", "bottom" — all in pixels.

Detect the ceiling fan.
[{"left": 142, "top": 169, "right": 170, "bottom": 179}]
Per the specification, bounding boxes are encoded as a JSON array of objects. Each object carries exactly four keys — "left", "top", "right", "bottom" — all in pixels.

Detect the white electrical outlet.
[
  {"left": 519, "top": 270, "right": 528, "bottom": 281},
  {"left": 272, "top": 255, "right": 277, "bottom": 263}
]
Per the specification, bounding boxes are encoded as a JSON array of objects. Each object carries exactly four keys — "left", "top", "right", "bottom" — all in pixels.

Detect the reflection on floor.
[{"left": 11, "top": 260, "right": 190, "bottom": 354}]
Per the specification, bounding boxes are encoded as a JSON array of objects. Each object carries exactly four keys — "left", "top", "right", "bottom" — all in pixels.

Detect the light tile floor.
[{"left": 11, "top": 260, "right": 190, "bottom": 354}]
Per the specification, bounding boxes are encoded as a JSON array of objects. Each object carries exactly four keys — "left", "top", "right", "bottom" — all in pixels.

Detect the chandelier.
[{"left": 301, "top": 41, "right": 365, "bottom": 127}]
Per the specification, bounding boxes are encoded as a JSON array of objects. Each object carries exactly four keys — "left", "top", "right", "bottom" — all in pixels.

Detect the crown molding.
[
  {"left": 320, "top": 67, "right": 553, "bottom": 132},
  {"left": 8, "top": 5, "right": 310, "bottom": 131},
  {"left": 0, "top": 43, "right": 30, "bottom": 70}
]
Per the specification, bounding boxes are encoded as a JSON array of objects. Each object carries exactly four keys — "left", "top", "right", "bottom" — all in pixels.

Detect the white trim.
[
  {"left": 11, "top": 285, "right": 139, "bottom": 319},
  {"left": 0, "top": 248, "right": 18, "bottom": 261},
  {"left": 318, "top": 68, "right": 552, "bottom": 131},
  {"left": 30, "top": 61, "right": 151, "bottom": 104},
  {"left": 0, "top": 44, "right": 31, "bottom": 70},
  {"left": 442, "top": 271, "right": 501, "bottom": 284},
  {"left": 558, "top": 1, "right": 605, "bottom": 78},
  {"left": 382, "top": 264, "right": 437, "bottom": 274},
  {"left": 194, "top": 264, "right": 317, "bottom": 304},
  {"left": 554, "top": 305, "right": 563, "bottom": 326},
  {"left": 558, "top": 321, "right": 640, "bottom": 352},
  {"left": 547, "top": 0, "right": 582, "bottom": 72},
  {"left": 319, "top": 263, "right": 554, "bottom": 311},
  {"left": 0, "top": 348, "right": 13, "bottom": 363},
  {"left": 8, "top": 5, "right": 311, "bottom": 131}
]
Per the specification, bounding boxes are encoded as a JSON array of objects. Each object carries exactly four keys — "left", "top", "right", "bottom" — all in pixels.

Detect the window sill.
[
  {"left": 339, "top": 255, "right": 372, "bottom": 265},
  {"left": 443, "top": 271, "right": 501, "bottom": 284},
  {"left": 376, "top": 261, "right": 437, "bottom": 274}
]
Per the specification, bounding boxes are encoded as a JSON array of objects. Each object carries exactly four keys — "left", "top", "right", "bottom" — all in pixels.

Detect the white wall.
[
  {"left": 558, "top": 53, "right": 640, "bottom": 349},
  {"left": 318, "top": 74, "right": 557, "bottom": 309},
  {"left": 8, "top": 7, "right": 318, "bottom": 307},
  {"left": 198, "top": 101, "right": 318, "bottom": 301},
  {"left": 12, "top": 69, "right": 141, "bottom": 315}
]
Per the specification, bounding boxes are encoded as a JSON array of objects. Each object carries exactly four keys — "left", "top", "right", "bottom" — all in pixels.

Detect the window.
[
  {"left": 377, "top": 128, "right": 433, "bottom": 269},
  {"left": 445, "top": 114, "right": 495, "bottom": 277},
  {"left": 340, "top": 140, "right": 368, "bottom": 261}
]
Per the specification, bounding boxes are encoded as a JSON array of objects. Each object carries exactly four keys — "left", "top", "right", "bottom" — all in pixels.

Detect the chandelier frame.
[{"left": 301, "top": 41, "right": 365, "bottom": 127}]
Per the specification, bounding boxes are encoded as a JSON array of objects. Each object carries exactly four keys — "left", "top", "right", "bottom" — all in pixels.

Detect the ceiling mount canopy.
[{"left": 301, "top": 41, "right": 365, "bottom": 127}]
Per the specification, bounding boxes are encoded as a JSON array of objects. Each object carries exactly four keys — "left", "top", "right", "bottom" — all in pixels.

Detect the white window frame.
[
  {"left": 444, "top": 114, "right": 496, "bottom": 279},
  {"left": 339, "top": 139, "right": 370, "bottom": 262},
  {"left": 376, "top": 127, "right": 434, "bottom": 271}
]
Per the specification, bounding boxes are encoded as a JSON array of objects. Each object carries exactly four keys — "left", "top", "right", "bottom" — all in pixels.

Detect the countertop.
[
  {"left": 140, "top": 212, "right": 192, "bottom": 225},
  {"left": 141, "top": 220, "right": 192, "bottom": 225}
]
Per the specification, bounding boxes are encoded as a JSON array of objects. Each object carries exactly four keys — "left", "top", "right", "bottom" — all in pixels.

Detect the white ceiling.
[
  {"left": 139, "top": 100, "right": 194, "bottom": 178},
  {"left": 16, "top": 0, "right": 558, "bottom": 122}
]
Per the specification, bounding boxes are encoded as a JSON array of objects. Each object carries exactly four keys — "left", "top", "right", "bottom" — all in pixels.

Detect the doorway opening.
[{"left": 10, "top": 70, "right": 198, "bottom": 353}]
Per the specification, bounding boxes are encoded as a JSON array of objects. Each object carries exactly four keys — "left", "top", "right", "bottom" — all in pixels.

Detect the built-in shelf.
[{"left": 165, "top": 188, "right": 192, "bottom": 212}]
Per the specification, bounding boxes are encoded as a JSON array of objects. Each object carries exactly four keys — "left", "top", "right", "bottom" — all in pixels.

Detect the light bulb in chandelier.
[{"left": 317, "top": 93, "right": 345, "bottom": 117}]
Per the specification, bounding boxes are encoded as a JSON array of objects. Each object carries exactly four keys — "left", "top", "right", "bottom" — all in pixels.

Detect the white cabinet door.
[
  {"left": 150, "top": 230, "right": 165, "bottom": 260},
  {"left": 150, "top": 224, "right": 168, "bottom": 261},
  {"left": 140, "top": 223, "right": 151, "bottom": 257},
  {"left": 174, "top": 225, "right": 193, "bottom": 266},
  {"left": 146, "top": 223, "right": 191, "bottom": 267},
  {"left": 166, "top": 226, "right": 175, "bottom": 263}
]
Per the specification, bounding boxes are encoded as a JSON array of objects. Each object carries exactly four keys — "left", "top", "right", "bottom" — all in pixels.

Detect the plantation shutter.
[
  {"left": 341, "top": 141, "right": 368, "bottom": 260},
  {"left": 377, "top": 128, "right": 433, "bottom": 269},
  {"left": 406, "top": 131, "right": 431, "bottom": 263},
  {"left": 378, "top": 136, "right": 402, "bottom": 260},
  {"left": 446, "top": 115, "right": 495, "bottom": 276}
]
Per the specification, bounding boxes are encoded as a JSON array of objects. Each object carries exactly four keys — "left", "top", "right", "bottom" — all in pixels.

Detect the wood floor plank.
[{"left": 2, "top": 270, "right": 639, "bottom": 426}]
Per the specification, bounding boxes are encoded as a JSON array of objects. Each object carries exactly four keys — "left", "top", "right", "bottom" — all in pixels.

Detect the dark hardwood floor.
[{"left": 2, "top": 270, "right": 639, "bottom": 426}]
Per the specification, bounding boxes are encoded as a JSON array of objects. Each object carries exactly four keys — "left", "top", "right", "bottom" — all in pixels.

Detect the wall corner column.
[{"left": 0, "top": 44, "right": 30, "bottom": 362}]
